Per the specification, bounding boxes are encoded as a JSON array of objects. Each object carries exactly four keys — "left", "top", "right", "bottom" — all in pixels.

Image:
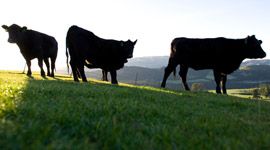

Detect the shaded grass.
[{"left": 1, "top": 71, "right": 270, "bottom": 149}]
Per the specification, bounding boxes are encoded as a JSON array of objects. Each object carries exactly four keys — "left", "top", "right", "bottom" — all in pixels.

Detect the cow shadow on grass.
[
  {"left": 53, "top": 74, "right": 73, "bottom": 80},
  {"left": 5, "top": 71, "right": 27, "bottom": 75},
  {"left": 27, "top": 74, "right": 34, "bottom": 79},
  {"left": 16, "top": 72, "right": 73, "bottom": 81}
]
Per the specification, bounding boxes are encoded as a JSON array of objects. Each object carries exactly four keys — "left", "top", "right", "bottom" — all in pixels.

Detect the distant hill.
[
  {"left": 125, "top": 56, "right": 269, "bottom": 69},
  {"left": 241, "top": 59, "right": 270, "bottom": 66},
  {"left": 58, "top": 56, "right": 270, "bottom": 90},
  {"left": 59, "top": 56, "right": 269, "bottom": 72},
  {"left": 85, "top": 65, "right": 270, "bottom": 90},
  {"left": 126, "top": 56, "right": 169, "bottom": 68}
]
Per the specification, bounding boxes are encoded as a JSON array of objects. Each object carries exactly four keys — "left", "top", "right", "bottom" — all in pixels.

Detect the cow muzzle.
[
  {"left": 261, "top": 51, "right": 267, "bottom": 58},
  {"left": 8, "top": 38, "right": 15, "bottom": 43},
  {"left": 254, "top": 51, "right": 266, "bottom": 59}
]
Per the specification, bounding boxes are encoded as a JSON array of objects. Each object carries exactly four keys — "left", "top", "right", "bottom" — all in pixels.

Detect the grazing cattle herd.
[{"left": 1, "top": 23, "right": 267, "bottom": 94}]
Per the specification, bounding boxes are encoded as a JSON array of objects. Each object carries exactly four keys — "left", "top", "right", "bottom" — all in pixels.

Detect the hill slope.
[
  {"left": 86, "top": 65, "right": 270, "bottom": 90},
  {"left": 125, "top": 56, "right": 269, "bottom": 69},
  {"left": 1, "top": 71, "right": 270, "bottom": 149},
  {"left": 58, "top": 57, "right": 270, "bottom": 90},
  {"left": 126, "top": 56, "right": 169, "bottom": 68}
]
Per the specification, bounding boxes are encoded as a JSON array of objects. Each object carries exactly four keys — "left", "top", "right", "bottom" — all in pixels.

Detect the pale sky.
[{"left": 0, "top": 0, "right": 269, "bottom": 70}]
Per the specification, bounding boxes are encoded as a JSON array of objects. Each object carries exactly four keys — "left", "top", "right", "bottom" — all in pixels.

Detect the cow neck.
[
  {"left": 15, "top": 32, "right": 28, "bottom": 52},
  {"left": 16, "top": 41, "right": 27, "bottom": 53}
]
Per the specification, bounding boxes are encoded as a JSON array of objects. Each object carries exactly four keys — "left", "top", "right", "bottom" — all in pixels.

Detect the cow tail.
[
  {"left": 54, "top": 41, "right": 58, "bottom": 72},
  {"left": 66, "top": 37, "right": 70, "bottom": 74},
  {"left": 170, "top": 40, "right": 177, "bottom": 77}
]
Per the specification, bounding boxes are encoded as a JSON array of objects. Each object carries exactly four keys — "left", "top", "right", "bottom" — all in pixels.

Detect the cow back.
[{"left": 171, "top": 37, "right": 247, "bottom": 73}]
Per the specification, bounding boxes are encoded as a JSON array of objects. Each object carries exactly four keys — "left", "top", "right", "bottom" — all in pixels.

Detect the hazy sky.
[{"left": 0, "top": 0, "right": 269, "bottom": 70}]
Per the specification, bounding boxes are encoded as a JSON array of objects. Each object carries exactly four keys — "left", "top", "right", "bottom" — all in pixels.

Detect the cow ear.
[
  {"left": 134, "top": 39, "right": 137, "bottom": 45},
  {"left": 259, "top": 40, "right": 262, "bottom": 44},
  {"left": 22, "top": 26, "right": 27, "bottom": 32},
  {"left": 120, "top": 41, "right": 124, "bottom": 47},
  {"left": 245, "top": 36, "right": 248, "bottom": 45},
  {"left": 2, "top": 25, "right": 8, "bottom": 31}
]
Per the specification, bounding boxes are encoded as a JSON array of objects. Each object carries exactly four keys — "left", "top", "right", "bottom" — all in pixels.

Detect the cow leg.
[
  {"left": 110, "top": 70, "right": 118, "bottom": 84},
  {"left": 213, "top": 70, "right": 222, "bottom": 94},
  {"left": 70, "top": 60, "right": 79, "bottom": 82},
  {"left": 221, "top": 74, "right": 227, "bottom": 94},
  {"left": 102, "top": 70, "right": 108, "bottom": 81},
  {"left": 77, "top": 62, "right": 87, "bottom": 82},
  {"left": 161, "top": 59, "right": 178, "bottom": 88},
  {"left": 75, "top": 68, "right": 81, "bottom": 79},
  {"left": 26, "top": 60, "right": 32, "bottom": 76},
  {"left": 44, "top": 58, "right": 51, "bottom": 77},
  {"left": 78, "top": 68, "right": 87, "bottom": 82},
  {"left": 38, "top": 58, "right": 46, "bottom": 77},
  {"left": 179, "top": 65, "right": 190, "bottom": 91},
  {"left": 50, "top": 57, "right": 56, "bottom": 77}
]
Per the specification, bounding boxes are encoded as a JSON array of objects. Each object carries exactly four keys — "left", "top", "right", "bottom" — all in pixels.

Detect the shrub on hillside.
[
  {"left": 252, "top": 88, "right": 261, "bottom": 99},
  {"left": 191, "top": 83, "right": 205, "bottom": 92},
  {"left": 259, "top": 84, "right": 270, "bottom": 97}
]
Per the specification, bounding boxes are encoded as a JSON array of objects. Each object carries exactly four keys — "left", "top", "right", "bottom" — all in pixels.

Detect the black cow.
[
  {"left": 2, "top": 24, "right": 58, "bottom": 77},
  {"left": 66, "top": 25, "right": 137, "bottom": 84},
  {"left": 161, "top": 35, "right": 266, "bottom": 94}
]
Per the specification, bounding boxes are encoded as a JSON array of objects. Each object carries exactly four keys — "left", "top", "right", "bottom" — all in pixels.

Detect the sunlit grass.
[
  {"left": 0, "top": 72, "right": 27, "bottom": 116},
  {"left": 1, "top": 71, "right": 270, "bottom": 149},
  {"left": 225, "top": 89, "right": 270, "bottom": 101}
]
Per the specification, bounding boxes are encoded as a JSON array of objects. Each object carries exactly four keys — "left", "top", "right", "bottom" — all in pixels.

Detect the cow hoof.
[
  {"left": 48, "top": 74, "right": 54, "bottom": 78},
  {"left": 111, "top": 82, "right": 118, "bottom": 85},
  {"left": 161, "top": 83, "right": 165, "bottom": 88},
  {"left": 102, "top": 76, "right": 108, "bottom": 81},
  {"left": 27, "top": 71, "right": 32, "bottom": 76},
  {"left": 41, "top": 71, "right": 45, "bottom": 77}
]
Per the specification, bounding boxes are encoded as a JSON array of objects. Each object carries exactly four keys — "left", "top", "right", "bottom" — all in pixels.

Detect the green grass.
[{"left": 1, "top": 71, "right": 270, "bottom": 149}]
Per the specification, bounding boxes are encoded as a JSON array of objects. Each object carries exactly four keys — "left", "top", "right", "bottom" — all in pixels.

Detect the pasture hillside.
[
  {"left": 0, "top": 71, "right": 270, "bottom": 149},
  {"left": 84, "top": 65, "right": 270, "bottom": 90}
]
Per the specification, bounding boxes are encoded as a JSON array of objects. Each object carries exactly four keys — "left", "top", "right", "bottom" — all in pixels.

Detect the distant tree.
[
  {"left": 259, "top": 84, "right": 270, "bottom": 97},
  {"left": 191, "top": 83, "right": 205, "bottom": 92}
]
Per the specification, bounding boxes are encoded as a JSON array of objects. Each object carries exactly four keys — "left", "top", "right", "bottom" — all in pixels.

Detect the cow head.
[
  {"left": 2, "top": 24, "right": 27, "bottom": 43},
  {"left": 244, "top": 35, "right": 266, "bottom": 59},
  {"left": 121, "top": 39, "right": 137, "bottom": 58}
]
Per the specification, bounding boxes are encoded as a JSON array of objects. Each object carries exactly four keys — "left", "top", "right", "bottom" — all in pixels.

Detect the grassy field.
[{"left": 1, "top": 71, "right": 270, "bottom": 149}]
